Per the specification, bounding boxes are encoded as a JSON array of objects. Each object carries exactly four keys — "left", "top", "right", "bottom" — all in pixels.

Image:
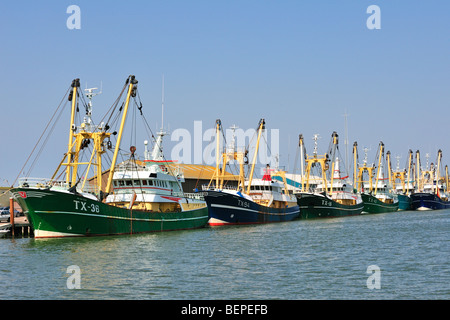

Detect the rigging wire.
[
  {"left": 12, "top": 86, "right": 71, "bottom": 187},
  {"left": 26, "top": 94, "right": 70, "bottom": 177}
]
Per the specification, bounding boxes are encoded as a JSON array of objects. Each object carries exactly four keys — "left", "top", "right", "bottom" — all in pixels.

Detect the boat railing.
[
  {"left": 201, "top": 184, "right": 239, "bottom": 191},
  {"left": 115, "top": 162, "right": 146, "bottom": 172},
  {"left": 18, "top": 177, "right": 100, "bottom": 195},
  {"left": 108, "top": 190, "right": 206, "bottom": 202},
  {"left": 183, "top": 192, "right": 206, "bottom": 201},
  {"left": 18, "top": 177, "right": 68, "bottom": 189},
  {"left": 170, "top": 191, "right": 205, "bottom": 200}
]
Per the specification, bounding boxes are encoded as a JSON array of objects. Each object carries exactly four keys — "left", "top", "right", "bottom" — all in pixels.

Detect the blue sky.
[{"left": 1, "top": 1, "right": 449, "bottom": 185}]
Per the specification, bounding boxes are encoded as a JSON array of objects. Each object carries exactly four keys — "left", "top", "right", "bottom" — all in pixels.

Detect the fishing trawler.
[
  {"left": 10, "top": 76, "right": 209, "bottom": 238},
  {"left": 354, "top": 142, "right": 399, "bottom": 214},
  {"left": 294, "top": 132, "right": 364, "bottom": 219},
  {"left": 389, "top": 150, "right": 414, "bottom": 210},
  {"left": 202, "top": 119, "right": 300, "bottom": 225},
  {"left": 410, "top": 150, "right": 450, "bottom": 210}
]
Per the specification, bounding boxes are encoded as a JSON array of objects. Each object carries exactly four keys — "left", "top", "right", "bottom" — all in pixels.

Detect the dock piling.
[{"left": 9, "top": 197, "right": 14, "bottom": 237}]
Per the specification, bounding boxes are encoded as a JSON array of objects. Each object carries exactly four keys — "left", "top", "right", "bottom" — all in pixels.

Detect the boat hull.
[
  {"left": 361, "top": 193, "right": 399, "bottom": 214},
  {"left": 204, "top": 191, "right": 300, "bottom": 226},
  {"left": 10, "top": 188, "right": 209, "bottom": 238},
  {"left": 397, "top": 194, "right": 412, "bottom": 211},
  {"left": 296, "top": 193, "right": 364, "bottom": 219},
  {"left": 410, "top": 192, "right": 450, "bottom": 210}
]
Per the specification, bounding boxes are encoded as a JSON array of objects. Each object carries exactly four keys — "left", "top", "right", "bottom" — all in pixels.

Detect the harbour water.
[{"left": 0, "top": 209, "right": 448, "bottom": 300}]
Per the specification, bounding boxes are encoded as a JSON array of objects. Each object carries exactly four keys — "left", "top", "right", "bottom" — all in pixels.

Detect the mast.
[
  {"left": 213, "top": 119, "right": 221, "bottom": 188},
  {"left": 356, "top": 146, "right": 374, "bottom": 193},
  {"left": 58, "top": 78, "right": 111, "bottom": 194},
  {"left": 353, "top": 141, "right": 358, "bottom": 189},
  {"left": 328, "top": 131, "right": 339, "bottom": 195},
  {"left": 406, "top": 149, "right": 413, "bottom": 195},
  {"left": 299, "top": 134, "right": 305, "bottom": 190},
  {"left": 208, "top": 120, "right": 247, "bottom": 191},
  {"left": 374, "top": 142, "right": 384, "bottom": 195},
  {"left": 386, "top": 151, "right": 392, "bottom": 189},
  {"left": 150, "top": 75, "right": 168, "bottom": 161},
  {"left": 436, "top": 149, "right": 442, "bottom": 195},
  {"left": 228, "top": 124, "right": 246, "bottom": 191},
  {"left": 105, "top": 75, "right": 138, "bottom": 194},
  {"left": 343, "top": 110, "right": 350, "bottom": 174},
  {"left": 161, "top": 74, "right": 164, "bottom": 132},
  {"left": 416, "top": 150, "right": 421, "bottom": 192},
  {"left": 303, "top": 134, "right": 328, "bottom": 193},
  {"left": 246, "top": 119, "right": 265, "bottom": 194},
  {"left": 446, "top": 165, "right": 449, "bottom": 195},
  {"left": 65, "top": 78, "right": 80, "bottom": 184}
]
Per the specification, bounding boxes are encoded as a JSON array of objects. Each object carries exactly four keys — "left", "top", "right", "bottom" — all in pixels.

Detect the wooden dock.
[{"left": 0, "top": 216, "right": 33, "bottom": 237}]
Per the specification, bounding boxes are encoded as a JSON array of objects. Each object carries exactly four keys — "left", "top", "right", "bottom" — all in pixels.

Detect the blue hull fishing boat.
[
  {"left": 411, "top": 150, "right": 450, "bottom": 211},
  {"left": 410, "top": 193, "right": 450, "bottom": 210},
  {"left": 202, "top": 119, "right": 300, "bottom": 226},
  {"left": 204, "top": 190, "right": 300, "bottom": 225}
]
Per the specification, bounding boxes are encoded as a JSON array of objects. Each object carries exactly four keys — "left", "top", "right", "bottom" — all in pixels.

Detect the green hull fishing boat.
[
  {"left": 361, "top": 193, "right": 399, "bottom": 214},
  {"left": 354, "top": 142, "right": 399, "bottom": 214},
  {"left": 297, "top": 193, "right": 363, "bottom": 219},
  {"left": 10, "top": 76, "right": 209, "bottom": 238},
  {"left": 397, "top": 194, "right": 412, "bottom": 210},
  {"left": 294, "top": 133, "right": 363, "bottom": 219},
  {"left": 11, "top": 187, "right": 208, "bottom": 238}
]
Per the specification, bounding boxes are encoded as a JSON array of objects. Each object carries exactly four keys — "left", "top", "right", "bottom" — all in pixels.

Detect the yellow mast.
[
  {"left": 374, "top": 142, "right": 384, "bottom": 196},
  {"left": 272, "top": 170, "right": 290, "bottom": 195},
  {"left": 105, "top": 75, "right": 138, "bottom": 194},
  {"left": 208, "top": 120, "right": 246, "bottom": 191},
  {"left": 303, "top": 134, "right": 328, "bottom": 193},
  {"left": 59, "top": 78, "right": 113, "bottom": 194},
  {"left": 436, "top": 149, "right": 442, "bottom": 195},
  {"left": 353, "top": 141, "right": 358, "bottom": 190},
  {"left": 215, "top": 120, "right": 221, "bottom": 188},
  {"left": 406, "top": 149, "right": 413, "bottom": 195},
  {"left": 299, "top": 134, "right": 305, "bottom": 188},
  {"left": 245, "top": 119, "right": 265, "bottom": 194},
  {"left": 386, "top": 151, "right": 392, "bottom": 188},
  {"left": 389, "top": 151, "right": 409, "bottom": 194},
  {"left": 328, "top": 132, "right": 338, "bottom": 196},
  {"left": 65, "top": 78, "right": 80, "bottom": 185},
  {"left": 208, "top": 119, "right": 222, "bottom": 189},
  {"left": 222, "top": 149, "right": 246, "bottom": 191},
  {"left": 446, "top": 165, "right": 449, "bottom": 194},
  {"left": 355, "top": 145, "right": 375, "bottom": 193},
  {"left": 416, "top": 150, "right": 421, "bottom": 191}
]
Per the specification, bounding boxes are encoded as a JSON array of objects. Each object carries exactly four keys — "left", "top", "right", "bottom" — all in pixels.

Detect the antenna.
[
  {"left": 84, "top": 81, "right": 103, "bottom": 98},
  {"left": 342, "top": 109, "right": 350, "bottom": 174},
  {"left": 161, "top": 74, "right": 164, "bottom": 131},
  {"left": 395, "top": 155, "right": 402, "bottom": 171},
  {"left": 83, "top": 83, "right": 102, "bottom": 131},
  {"left": 150, "top": 75, "right": 168, "bottom": 161},
  {"left": 84, "top": 81, "right": 103, "bottom": 108},
  {"left": 362, "top": 146, "right": 371, "bottom": 166},
  {"left": 312, "top": 134, "right": 321, "bottom": 156},
  {"left": 229, "top": 124, "right": 239, "bottom": 151}
]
